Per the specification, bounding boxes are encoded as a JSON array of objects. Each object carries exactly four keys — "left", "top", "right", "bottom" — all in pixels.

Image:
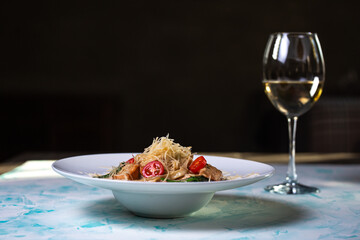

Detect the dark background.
[{"left": 1, "top": 1, "right": 360, "bottom": 161}]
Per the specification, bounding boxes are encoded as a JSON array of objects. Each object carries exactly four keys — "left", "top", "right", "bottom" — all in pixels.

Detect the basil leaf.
[
  {"left": 94, "top": 161, "right": 126, "bottom": 178},
  {"left": 161, "top": 176, "right": 209, "bottom": 182}
]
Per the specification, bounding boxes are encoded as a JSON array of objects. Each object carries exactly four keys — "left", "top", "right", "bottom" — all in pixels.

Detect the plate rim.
[
  {"left": 52, "top": 153, "right": 274, "bottom": 193},
  {"left": 52, "top": 153, "right": 274, "bottom": 185}
]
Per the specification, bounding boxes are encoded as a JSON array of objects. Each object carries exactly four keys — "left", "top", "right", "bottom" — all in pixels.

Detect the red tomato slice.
[
  {"left": 126, "top": 158, "right": 135, "bottom": 164},
  {"left": 189, "top": 156, "right": 207, "bottom": 174},
  {"left": 142, "top": 160, "right": 164, "bottom": 178}
]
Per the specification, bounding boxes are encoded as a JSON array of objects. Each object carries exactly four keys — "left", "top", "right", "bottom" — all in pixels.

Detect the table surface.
[{"left": 1, "top": 158, "right": 360, "bottom": 240}]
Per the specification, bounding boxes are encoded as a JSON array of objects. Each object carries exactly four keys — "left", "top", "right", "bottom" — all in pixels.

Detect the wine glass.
[{"left": 262, "top": 32, "right": 325, "bottom": 194}]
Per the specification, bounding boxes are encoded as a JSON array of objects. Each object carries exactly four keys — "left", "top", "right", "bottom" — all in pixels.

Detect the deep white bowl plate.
[{"left": 52, "top": 153, "right": 274, "bottom": 218}]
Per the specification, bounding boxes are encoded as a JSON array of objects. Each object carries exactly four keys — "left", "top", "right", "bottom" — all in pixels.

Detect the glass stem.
[{"left": 286, "top": 116, "right": 298, "bottom": 183}]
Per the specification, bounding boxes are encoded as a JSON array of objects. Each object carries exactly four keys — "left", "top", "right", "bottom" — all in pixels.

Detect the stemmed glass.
[{"left": 262, "top": 32, "right": 325, "bottom": 194}]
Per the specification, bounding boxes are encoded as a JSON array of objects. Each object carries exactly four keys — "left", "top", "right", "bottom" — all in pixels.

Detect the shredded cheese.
[{"left": 135, "top": 135, "right": 193, "bottom": 180}]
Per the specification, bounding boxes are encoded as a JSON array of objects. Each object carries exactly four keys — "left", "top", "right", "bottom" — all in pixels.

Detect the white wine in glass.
[{"left": 263, "top": 32, "right": 325, "bottom": 194}]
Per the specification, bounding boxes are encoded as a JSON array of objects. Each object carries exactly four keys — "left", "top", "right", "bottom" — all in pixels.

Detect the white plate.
[{"left": 52, "top": 153, "right": 274, "bottom": 218}]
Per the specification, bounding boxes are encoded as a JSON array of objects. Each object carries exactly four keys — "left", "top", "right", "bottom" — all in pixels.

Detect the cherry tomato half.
[
  {"left": 126, "top": 158, "right": 135, "bottom": 164},
  {"left": 142, "top": 160, "right": 164, "bottom": 178},
  {"left": 189, "top": 156, "right": 207, "bottom": 174}
]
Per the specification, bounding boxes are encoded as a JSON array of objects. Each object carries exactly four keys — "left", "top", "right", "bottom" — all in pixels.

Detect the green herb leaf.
[
  {"left": 93, "top": 161, "right": 126, "bottom": 179},
  {"left": 161, "top": 176, "right": 209, "bottom": 182}
]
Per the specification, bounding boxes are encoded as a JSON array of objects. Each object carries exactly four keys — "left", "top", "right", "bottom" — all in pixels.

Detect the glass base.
[{"left": 265, "top": 181, "right": 320, "bottom": 195}]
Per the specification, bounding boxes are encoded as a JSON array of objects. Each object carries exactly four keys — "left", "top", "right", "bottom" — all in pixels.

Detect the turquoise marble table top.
[{"left": 1, "top": 162, "right": 359, "bottom": 240}]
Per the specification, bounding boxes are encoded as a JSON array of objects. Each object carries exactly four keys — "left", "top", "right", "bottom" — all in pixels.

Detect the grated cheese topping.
[{"left": 135, "top": 135, "right": 193, "bottom": 180}]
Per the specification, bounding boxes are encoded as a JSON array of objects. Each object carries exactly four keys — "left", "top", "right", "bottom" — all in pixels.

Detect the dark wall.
[{"left": 1, "top": 1, "right": 360, "bottom": 160}]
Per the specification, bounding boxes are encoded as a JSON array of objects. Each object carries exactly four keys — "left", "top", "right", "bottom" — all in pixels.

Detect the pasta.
[{"left": 94, "top": 136, "right": 224, "bottom": 182}]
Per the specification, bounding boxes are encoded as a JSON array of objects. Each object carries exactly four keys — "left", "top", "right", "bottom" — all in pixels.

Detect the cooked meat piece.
[
  {"left": 199, "top": 164, "right": 223, "bottom": 181},
  {"left": 113, "top": 163, "right": 140, "bottom": 180}
]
